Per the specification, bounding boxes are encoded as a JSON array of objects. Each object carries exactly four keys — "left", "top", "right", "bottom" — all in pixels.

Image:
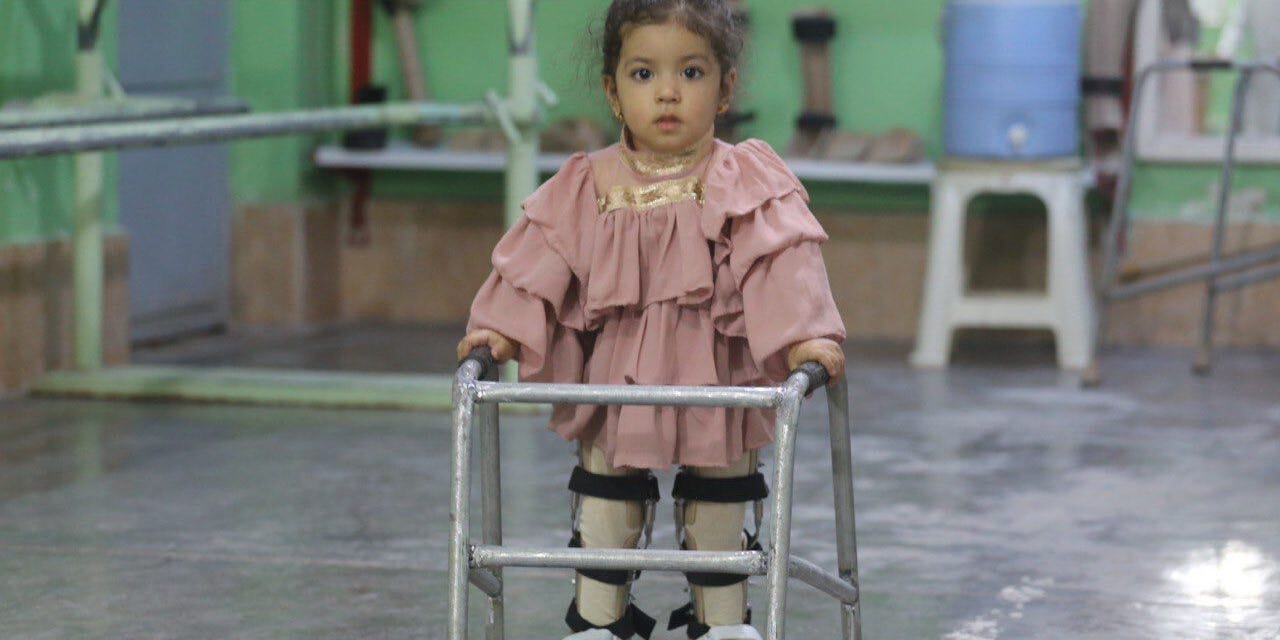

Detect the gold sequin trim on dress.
[
  {"left": 621, "top": 148, "right": 702, "bottom": 177},
  {"left": 598, "top": 176, "right": 704, "bottom": 213}
]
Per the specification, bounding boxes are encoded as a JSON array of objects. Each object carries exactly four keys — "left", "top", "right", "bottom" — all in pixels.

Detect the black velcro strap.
[
  {"left": 682, "top": 531, "right": 762, "bottom": 587},
  {"left": 668, "top": 602, "right": 752, "bottom": 638},
  {"left": 687, "top": 569, "right": 750, "bottom": 587},
  {"left": 796, "top": 111, "right": 837, "bottom": 132},
  {"left": 1082, "top": 75, "right": 1124, "bottom": 96},
  {"left": 569, "top": 466, "right": 660, "bottom": 503},
  {"left": 568, "top": 532, "right": 635, "bottom": 585},
  {"left": 566, "top": 598, "right": 657, "bottom": 639},
  {"left": 672, "top": 471, "right": 769, "bottom": 503},
  {"left": 667, "top": 602, "right": 709, "bottom": 638}
]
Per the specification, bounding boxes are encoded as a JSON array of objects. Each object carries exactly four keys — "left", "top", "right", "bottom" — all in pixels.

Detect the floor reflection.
[{"left": 1167, "top": 540, "right": 1273, "bottom": 614}]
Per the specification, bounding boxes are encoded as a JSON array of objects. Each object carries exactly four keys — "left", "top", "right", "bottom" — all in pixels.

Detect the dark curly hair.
[{"left": 598, "top": 0, "right": 744, "bottom": 93}]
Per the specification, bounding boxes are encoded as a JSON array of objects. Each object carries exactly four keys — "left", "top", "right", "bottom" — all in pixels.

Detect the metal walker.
[
  {"left": 1085, "top": 58, "right": 1280, "bottom": 385},
  {"left": 449, "top": 348, "right": 862, "bottom": 640}
]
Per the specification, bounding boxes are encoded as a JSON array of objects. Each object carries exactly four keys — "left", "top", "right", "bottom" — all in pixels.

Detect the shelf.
[
  {"left": 782, "top": 156, "right": 935, "bottom": 184},
  {"left": 313, "top": 141, "right": 937, "bottom": 185},
  {"left": 314, "top": 142, "right": 574, "bottom": 173}
]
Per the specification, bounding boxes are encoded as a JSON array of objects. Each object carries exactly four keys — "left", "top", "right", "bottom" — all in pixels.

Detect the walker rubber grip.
[
  {"left": 459, "top": 346, "right": 497, "bottom": 380},
  {"left": 791, "top": 361, "right": 830, "bottom": 395}
]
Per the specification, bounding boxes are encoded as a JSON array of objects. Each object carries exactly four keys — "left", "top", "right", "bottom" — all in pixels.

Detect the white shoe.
[
  {"left": 695, "top": 625, "right": 764, "bottom": 640},
  {"left": 563, "top": 630, "right": 623, "bottom": 640}
]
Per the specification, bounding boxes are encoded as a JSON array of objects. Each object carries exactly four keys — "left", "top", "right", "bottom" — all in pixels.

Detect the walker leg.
[
  {"left": 478, "top": 395, "right": 504, "bottom": 640},
  {"left": 1083, "top": 63, "right": 1158, "bottom": 387},
  {"left": 448, "top": 381, "right": 477, "bottom": 640},
  {"left": 825, "top": 378, "right": 861, "bottom": 640},
  {"left": 841, "top": 604, "right": 861, "bottom": 640},
  {"left": 1195, "top": 69, "right": 1253, "bottom": 375},
  {"left": 765, "top": 389, "right": 804, "bottom": 640}
]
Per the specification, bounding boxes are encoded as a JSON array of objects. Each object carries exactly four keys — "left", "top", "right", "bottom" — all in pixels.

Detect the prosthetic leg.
[
  {"left": 787, "top": 9, "right": 838, "bottom": 158},
  {"left": 564, "top": 445, "right": 660, "bottom": 640},
  {"left": 667, "top": 452, "right": 768, "bottom": 640}
]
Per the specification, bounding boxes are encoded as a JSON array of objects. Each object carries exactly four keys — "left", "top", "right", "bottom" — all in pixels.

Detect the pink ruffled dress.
[{"left": 467, "top": 137, "right": 845, "bottom": 470}]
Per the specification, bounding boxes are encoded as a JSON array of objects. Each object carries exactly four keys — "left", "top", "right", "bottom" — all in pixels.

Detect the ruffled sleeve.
[
  {"left": 466, "top": 153, "right": 598, "bottom": 382},
  {"left": 702, "top": 139, "right": 846, "bottom": 381}
]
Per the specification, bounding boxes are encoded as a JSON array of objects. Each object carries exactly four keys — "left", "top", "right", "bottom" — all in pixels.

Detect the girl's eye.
[
  {"left": 682, "top": 66, "right": 704, "bottom": 80},
  {"left": 630, "top": 68, "right": 653, "bottom": 81}
]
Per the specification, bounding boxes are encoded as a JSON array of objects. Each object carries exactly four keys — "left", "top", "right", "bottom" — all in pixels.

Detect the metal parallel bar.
[
  {"left": 474, "top": 381, "right": 780, "bottom": 408},
  {"left": 825, "top": 377, "right": 862, "bottom": 639},
  {"left": 0, "top": 101, "right": 491, "bottom": 160},
  {"left": 477, "top": 367, "right": 505, "bottom": 640},
  {"left": 470, "top": 545, "right": 768, "bottom": 575},
  {"left": 504, "top": 0, "right": 539, "bottom": 231},
  {"left": 765, "top": 373, "right": 809, "bottom": 640},
  {"left": 448, "top": 363, "right": 483, "bottom": 640},
  {"left": 787, "top": 556, "right": 859, "bottom": 605},
  {"left": 0, "top": 96, "right": 250, "bottom": 130},
  {"left": 468, "top": 567, "right": 501, "bottom": 599},
  {"left": 1215, "top": 261, "right": 1280, "bottom": 292},
  {"left": 74, "top": 0, "right": 105, "bottom": 371},
  {"left": 1107, "top": 243, "right": 1280, "bottom": 300}
]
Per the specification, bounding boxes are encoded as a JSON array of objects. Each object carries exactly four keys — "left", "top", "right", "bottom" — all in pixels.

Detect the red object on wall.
[
  {"left": 347, "top": 0, "right": 374, "bottom": 245},
  {"left": 350, "top": 0, "right": 374, "bottom": 104}
]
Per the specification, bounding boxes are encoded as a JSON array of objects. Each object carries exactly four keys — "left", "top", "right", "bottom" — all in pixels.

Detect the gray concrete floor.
[{"left": 2, "top": 324, "right": 1279, "bottom": 639}]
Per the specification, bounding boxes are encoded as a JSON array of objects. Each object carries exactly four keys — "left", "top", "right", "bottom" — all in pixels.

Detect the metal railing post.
[{"left": 73, "top": 0, "right": 106, "bottom": 371}]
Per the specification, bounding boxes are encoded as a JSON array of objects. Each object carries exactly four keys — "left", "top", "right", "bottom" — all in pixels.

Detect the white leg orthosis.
[
  {"left": 668, "top": 451, "right": 767, "bottom": 640},
  {"left": 563, "top": 447, "right": 767, "bottom": 640},
  {"left": 564, "top": 445, "right": 659, "bottom": 640}
]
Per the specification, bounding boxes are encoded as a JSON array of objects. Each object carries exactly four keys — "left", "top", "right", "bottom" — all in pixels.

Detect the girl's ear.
[
  {"left": 602, "top": 74, "right": 619, "bottom": 112},
  {"left": 721, "top": 67, "right": 738, "bottom": 105}
]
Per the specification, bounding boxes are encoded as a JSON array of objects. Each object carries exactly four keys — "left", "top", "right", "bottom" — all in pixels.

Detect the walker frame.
[
  {"left": 448, "top": 349, "right": 862, "bottom": 640},
  {"left": 1086, "top": 59, "right": 1280, "bottom": 384}
]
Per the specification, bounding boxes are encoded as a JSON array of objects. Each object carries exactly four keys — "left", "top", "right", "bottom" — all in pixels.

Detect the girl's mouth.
[{"left": 655, "top": 115, "right": 681, "bottom": 131}]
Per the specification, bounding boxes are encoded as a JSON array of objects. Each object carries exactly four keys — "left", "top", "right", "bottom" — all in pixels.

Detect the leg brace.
[
  {"left": 565, "top": 445, "right": 659, "bottom": 639},
  {"left": 667, "top": 452, "right": 768, "bottom": 639}
]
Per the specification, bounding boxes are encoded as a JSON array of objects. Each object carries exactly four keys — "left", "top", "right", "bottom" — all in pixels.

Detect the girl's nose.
[{"left": 657, "top": 81, "right": 679, "bottom": 103}]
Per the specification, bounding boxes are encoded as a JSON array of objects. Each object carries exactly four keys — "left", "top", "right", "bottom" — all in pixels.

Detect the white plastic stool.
[{"left": 910, "top": 159, "right": 1095, "bottom": 370}]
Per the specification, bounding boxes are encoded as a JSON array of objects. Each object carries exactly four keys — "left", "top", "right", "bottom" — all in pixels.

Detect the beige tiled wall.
[
  {"left": 231, "top": 198, "right": 1280, "bottom": 349},
  {"left": 0, "top": 235, "right": 130, "bottom": 393}
]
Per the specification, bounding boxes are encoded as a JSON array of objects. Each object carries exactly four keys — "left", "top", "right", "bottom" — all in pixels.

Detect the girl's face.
[{"left": 604, "top": 21, "right": 736, "bottom": 154}]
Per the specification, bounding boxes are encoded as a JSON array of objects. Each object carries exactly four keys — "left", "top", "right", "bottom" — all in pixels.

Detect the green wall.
[
  {"left": 226, "top": 0, "right": 1276, "bottom": 218},
  {"left": 0, "top": 0, "right": 118, "bottom": 245},
  {"left": 3, "top": 0, "right": 1277, "bottom": 245},
  {"left": 230, "top": 1, "right": 341, "bottom": 203}
]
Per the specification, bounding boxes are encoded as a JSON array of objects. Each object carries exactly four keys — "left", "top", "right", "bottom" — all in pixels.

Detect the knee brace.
[
  {"left": 567, "top": 464, "right": 660, "bottom": 584},
  {"left": 667, "top": 461, "right": 769, "bottom": 638},
  {"left": 566, "top": 460, "right": 660, "bottom": 639}
]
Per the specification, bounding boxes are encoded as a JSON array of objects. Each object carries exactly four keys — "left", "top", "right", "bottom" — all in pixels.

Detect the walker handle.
[
  {"left": 790, "top": 361, "right": 830, "bottom": 395},
  {"left": 459, "top": 345, "right": 497, "bottom": 380}
]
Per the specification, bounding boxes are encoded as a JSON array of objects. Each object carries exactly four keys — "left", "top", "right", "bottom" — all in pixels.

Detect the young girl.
[{"left": 457, "top": 1, "right": 844, "bottom": 638}]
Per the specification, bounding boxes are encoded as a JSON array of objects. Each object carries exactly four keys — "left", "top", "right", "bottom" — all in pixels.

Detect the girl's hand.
[
  {"left": 456, "top": 329, "right": 519, "bottom": 363},
  {"left": 786, "top": 338, "right": 844, "bottom": 384}
]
